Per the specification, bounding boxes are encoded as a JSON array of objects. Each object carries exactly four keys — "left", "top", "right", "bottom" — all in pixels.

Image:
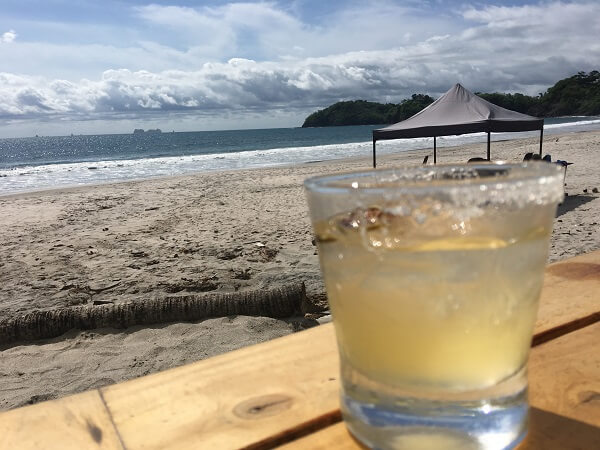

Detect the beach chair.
[
  {"left": 539, "top": 154, "right": 573, "bottom": 186},
  {"left": 523, "top": 152, "right": 542, "bottom": 161},
  {"left": 556, "top": 160, "right": 573, "bottom": 168},
  {"left": 468, "top": 157, "right": 487, "bottom": 163},
  {"left": 556, "top": 159, "right": 574, "bottom": 184}
]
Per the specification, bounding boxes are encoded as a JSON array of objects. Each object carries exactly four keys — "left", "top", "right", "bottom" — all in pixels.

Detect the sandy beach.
[{"left": 1, "top": 130, "right": 600, "bottom": 411}]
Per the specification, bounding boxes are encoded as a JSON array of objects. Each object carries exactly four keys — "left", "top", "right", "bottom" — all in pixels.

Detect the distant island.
[
  {"left": 302, "top": 71, "right": 600, "bottom": 127},
  {"left": 133, "top": 128, "right": 162, "bottom": 134}
]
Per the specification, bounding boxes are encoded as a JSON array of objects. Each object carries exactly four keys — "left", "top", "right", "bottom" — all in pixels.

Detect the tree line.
[{"left": 302, "top": 71, "right": 600, "bottom": 127}]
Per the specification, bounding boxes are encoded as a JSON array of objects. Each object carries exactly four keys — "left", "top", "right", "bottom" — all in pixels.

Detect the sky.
[{"left": 0, "top": 0, "right": 599, "bottom": 137}]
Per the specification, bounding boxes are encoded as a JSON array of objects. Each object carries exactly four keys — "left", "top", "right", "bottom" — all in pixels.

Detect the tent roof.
[{"left": 373, "top": 84, "right": 543, "bottom": 141}]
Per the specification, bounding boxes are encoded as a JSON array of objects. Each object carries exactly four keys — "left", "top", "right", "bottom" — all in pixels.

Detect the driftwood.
[{"left": 0, "top": 283, "right": 305, "bottom": 345}]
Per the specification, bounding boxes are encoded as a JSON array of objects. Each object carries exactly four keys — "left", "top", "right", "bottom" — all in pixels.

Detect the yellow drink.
[{"left": 317, "top": 216, "right": 549, "bottom": 390}]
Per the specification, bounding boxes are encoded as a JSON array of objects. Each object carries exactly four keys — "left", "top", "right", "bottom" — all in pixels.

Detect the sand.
[{"left": 1, "top": 130, "right": 599, "bottom": 410}]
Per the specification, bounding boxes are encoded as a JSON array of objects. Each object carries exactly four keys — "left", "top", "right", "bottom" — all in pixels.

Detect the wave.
[
  {"left": 1, "top": 118, "right": 600, "bottom": 195},
  {"left": 544, "top": 118, "right": 600, "bottom": 129}
]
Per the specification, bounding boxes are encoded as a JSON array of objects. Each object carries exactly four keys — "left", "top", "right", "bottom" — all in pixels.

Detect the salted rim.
[
  {"left": 305, "top": 162, "right": 563, "bottom": 192},
  {"left": 304, "top": 162, "right": 565, "bottom": 205}
]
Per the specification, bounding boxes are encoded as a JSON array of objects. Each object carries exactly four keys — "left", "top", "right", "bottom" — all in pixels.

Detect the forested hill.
[
  {"left": 301, "top": 95, "right": 435, "bottom": 128},
  {"left": 301, "top": 71, "right": 600, "bottom": 127}
]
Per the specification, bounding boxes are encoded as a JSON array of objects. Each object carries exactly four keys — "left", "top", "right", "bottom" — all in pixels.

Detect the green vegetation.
[
  {"left": 302, "top": 71, "right": 600, "bottom": 127},
  {"left": 476, "top": 92, "right": 541, "bottom": 115},
  {"left": 538, "top": 70, "right": 600, "bottom": 116},
  {"left": 302, "top": 95, "right": 435, "bottom": 127}
]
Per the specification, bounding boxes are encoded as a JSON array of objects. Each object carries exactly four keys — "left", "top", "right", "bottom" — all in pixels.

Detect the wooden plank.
[
  {"left": 520, "top": 407, "right": 600, "bottom": 450},
  {"left": 0, "top": 390, "right": 124, "bottom": 450},
  {"left": 533, "top": 249, "right": 600, "bottom": 345},
  {"left": 278, "top": 408, "right": 600, "bottom": 450},
  {"left": 529, "top": 321, "right": 600, "bottom": 428},
  {"left": 101, "top": 324, "right": 340, "bottom": 450},
  {"left": 277, "top": 422, "right": 360, "bottom": 450}
]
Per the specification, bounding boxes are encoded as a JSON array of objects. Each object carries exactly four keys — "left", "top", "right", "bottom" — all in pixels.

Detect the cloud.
[
  {"left": 0, "top": 1, "right": 598, "bottom": 125},
  {"left": 1, "top": 30, "right": 16, "bottom": 43},
  {"left": 132, "top": 2, "right": 454, "bottom": 61}
]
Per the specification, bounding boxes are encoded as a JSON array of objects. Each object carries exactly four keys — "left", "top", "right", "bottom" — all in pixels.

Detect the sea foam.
[{"left": 1, "top": 118, "right": 599, "bottom": 196}]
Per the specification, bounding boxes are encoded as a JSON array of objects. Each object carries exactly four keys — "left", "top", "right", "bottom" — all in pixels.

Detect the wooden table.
[{"left": 1, "top": 251, "right": 600, "bottom": 449}]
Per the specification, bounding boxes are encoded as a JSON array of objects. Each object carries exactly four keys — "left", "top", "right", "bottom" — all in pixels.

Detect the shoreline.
[
  {"left": 3, "top": 125, "right": 599, "bottom": 199},
  {"left": 0, "top": 145, "right": 427, "bottom": 200},
  {"left": 1, "top": 129, "right": 599, "bottom": 410}
]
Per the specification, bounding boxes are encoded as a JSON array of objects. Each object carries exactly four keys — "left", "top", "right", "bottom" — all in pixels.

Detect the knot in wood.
[{"left": 233, "top": 394, "right": 293, "bottom": 420}]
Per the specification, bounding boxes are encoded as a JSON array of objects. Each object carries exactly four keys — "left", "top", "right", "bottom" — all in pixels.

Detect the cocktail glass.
[{"left": 304, "top": 162, "right": 564, "bottom": 449}]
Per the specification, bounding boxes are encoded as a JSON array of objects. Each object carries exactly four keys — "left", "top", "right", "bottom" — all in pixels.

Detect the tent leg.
[
  {"left": 433, "top": 137, "right": 437, "bottom": 164},
  {"left": 372, "top": 139, "right": 377, "bottom": 168},
  {"left": 539, "top": 128, "right": 544, "bottom": 157},
  {"left": 487, "top": 132, "right": 491, "bottom": 161}
]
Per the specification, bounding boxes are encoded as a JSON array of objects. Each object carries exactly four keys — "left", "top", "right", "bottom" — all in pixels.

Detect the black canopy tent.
[{"left": 372, "top": 84, "right": 544, "bottom": 167}]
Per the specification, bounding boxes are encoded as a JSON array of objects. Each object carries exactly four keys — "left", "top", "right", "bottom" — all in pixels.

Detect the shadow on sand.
[{"left": 556, "top": 194, "right": 597, "bottom": 217}]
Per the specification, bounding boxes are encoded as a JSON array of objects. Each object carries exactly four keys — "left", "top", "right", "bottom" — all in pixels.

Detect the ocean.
[{"left": 1, "top": 117, "right": 600, "bottom": 196}]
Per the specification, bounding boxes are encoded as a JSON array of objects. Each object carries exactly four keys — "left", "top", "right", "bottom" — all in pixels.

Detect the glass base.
[{"left": 341, "top": 392, "right": 528, "bottom": 450}]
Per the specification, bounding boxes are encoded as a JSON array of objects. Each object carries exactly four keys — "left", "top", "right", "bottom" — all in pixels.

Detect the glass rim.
[{"left": 304, "top": 161, "right": 565, "bottom": 196}]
